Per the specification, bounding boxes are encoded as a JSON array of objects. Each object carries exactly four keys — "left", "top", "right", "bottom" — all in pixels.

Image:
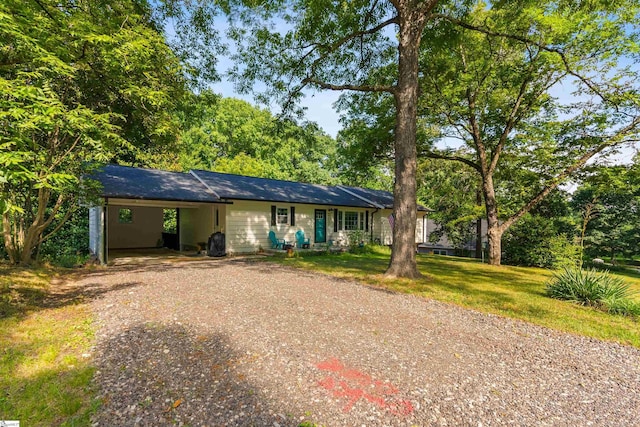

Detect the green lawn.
[
  {"left": 0, "top": 265, "right": 97, "bottom": 426},
  {"left": 277, "top": 247, "right": 640, "bottom": 348}
]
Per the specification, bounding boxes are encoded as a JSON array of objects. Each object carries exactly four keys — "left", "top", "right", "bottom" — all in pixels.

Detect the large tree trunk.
[
  {"left": 486, "top": 221, "right": 503, "bottom": 266},
  {"left": 2, "top": 211, "right": 18, "bottom": 264},
  {"left": 483, "top": 174, "right": 503, "bottom": 266},
  {"left": 475, "top": 189, "right": 483, "bottom": 259},
  {"left": 385, "top": 8, "right": 425, "bottom": 279}
]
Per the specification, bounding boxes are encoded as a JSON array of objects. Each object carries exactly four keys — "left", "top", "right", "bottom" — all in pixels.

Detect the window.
[
  {"left": 118, "top": 208, "right": 133, "bottom": 224},
  {"left": 344, "top": 211, "right": 359, "bottom": 230},
  {"left": 277, "top": 208, "right": 288, "bottom": 225}
]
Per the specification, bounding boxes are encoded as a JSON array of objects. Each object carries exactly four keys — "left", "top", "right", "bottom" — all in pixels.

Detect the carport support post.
[
  {"left": 103, "top": 204, "right": 108, "bottom": 264},
  {"left": 177, "top": 208, "right": 181, "bottom": 251}
]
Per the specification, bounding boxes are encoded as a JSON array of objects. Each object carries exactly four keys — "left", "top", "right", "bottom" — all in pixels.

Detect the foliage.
[
  {"left": 0, "top": 0, "right": 189, "bottom": 265},
  {"left": 36, "top": 208, "right": 90, "bottom": 266},
  {"left": 345, "top": 230, "right": 372, "bottom": 254},
  {"left": 503, "top": 193, "right": 579, "bottom": 269},
  {"left": 503, "top": 219, "right": 579, "bottom": 269},
  {"left": 337, "top": 1, "right": 640, "bottom": 266},
  {"left": 605, "top": 298, "right": 640, "bottom": 317},
  {"left": 215, "top": 0, "right": 447, "bottom": 278},
  {"left": 273, "top": 250, "right": 640, "bottom": 347},
  {"left": 546, "top": 267, "right": 638, "bottom": 316},
  {"left": 178, "top": 93, "right": 340, "bottom": 184},
  {"left": 572, "top": 159, "right": 640, "bottom": 263},
  {"left": 163, "top": 209, "right": 177, "bottom": 234},
  {"left": 0, "top": 265, "right": 97, "bottom": 424},
  {"left": 417, "top": 157, "right": 483, "bottom": 252}
]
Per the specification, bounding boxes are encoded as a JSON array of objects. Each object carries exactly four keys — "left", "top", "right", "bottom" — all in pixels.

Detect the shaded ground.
[{"left": 76, "top": 258, "right": 640, "bottom": 426}]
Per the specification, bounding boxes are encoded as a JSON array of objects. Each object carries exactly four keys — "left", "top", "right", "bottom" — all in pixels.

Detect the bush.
[
  {"left": 345, "top": 230, "right": 366, "bottom": 250},
  {"left": 604, "top": 298, "right": 640, "bottom": 317},
  {"left": 546, "top": 267, "right": 638, "bottom": 316},
  {"left": 53, "top": 253, "right": 90, "bottom": 269},
  {"left": 503, "top": 214, "right": 579, "bottom": 268},
  {"left": 39, "top": 208, "right": 90, "bottom": 266}
]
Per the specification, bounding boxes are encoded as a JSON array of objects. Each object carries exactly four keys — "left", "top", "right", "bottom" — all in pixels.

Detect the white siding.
[
  {"left": 326, "top": 207, "right": 374, "bottom": 246},
  {"left": 180, "top": 205, "right": 215, "bottom": 250},
  {"left": 375, "top": 209, "right": 393, "bottom": 245},
  {"left": 221, "top": 201, "right": 427, "bottom": 254},
  {"left": 371, "top": 209, "right": 427, "bottom": 246},
  {"left": 107, "top": 206, "right": 163, "bottom": 249},
  {"left": 225, "top": 200, "right": 318, "bottom": 253},
  {"left": 224, "top": 202, "right": 383, "bottom": 253}
]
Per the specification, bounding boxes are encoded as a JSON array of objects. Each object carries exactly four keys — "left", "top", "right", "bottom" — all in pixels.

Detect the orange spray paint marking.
[{"left": 315, "top": 358, "right": 414, "bottom": 415}]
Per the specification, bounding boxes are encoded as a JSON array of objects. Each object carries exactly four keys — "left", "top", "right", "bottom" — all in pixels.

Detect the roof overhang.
[{"left": 105, "top": 197, "right": 220, "bottom": 209}]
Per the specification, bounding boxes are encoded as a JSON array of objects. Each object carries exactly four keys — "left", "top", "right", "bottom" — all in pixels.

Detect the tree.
[
  {"left": 572, "top": 160, "right": 640, "bottom": 263},
  {"left": 338, "top": 2, "right": 640, "bottom": 265},
  {"left": 0, "top": 0, "right": 188, "bottom": 265},
  {"left": 502, "top": 191, "right": 578, "bottom": 268},
  {"left": 177, "top": 93, "right": 340, "bottom": 184},
  {"left": 220, "top": 0, "right": 441, "bottom": 278},
  {"left": 417, "top": 157, "right": 484, "bottom": 256}
]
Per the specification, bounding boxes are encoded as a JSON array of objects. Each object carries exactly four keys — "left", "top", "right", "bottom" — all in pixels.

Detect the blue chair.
[
  {"left": 295, "top": 230, "right": 310, "bottom": 249},
  {"left": 268, "top": 230, "right": 286, "bottom": 249}
]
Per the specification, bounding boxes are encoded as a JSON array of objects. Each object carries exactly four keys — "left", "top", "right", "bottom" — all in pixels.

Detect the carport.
[{"left": 88, "top": 165, "right": 227, "bottom": 264}]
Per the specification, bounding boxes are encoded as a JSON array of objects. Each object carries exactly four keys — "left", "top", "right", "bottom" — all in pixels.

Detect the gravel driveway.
[{"left": 81, "top": 258, "right": 640, "bottom": 426}]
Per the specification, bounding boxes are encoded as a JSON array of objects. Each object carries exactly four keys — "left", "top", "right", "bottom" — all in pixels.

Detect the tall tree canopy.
[
  {"left": 417, "top": 157, "right": 484, "bottom": 256},
  {"left": 0, "top": 0, "right": 189, "bottom": 264},
  {"left": 572, "top": 158, "right": 640, "bottom": 262},
  {"left": 339, "top": 1, "right": 640, "bottom": 265},
  {"left": 211, "top": 0, "right": 440, "bottom": 278},
  {"left": 178, "top": 93, "right": 340, "bottom": 184}
]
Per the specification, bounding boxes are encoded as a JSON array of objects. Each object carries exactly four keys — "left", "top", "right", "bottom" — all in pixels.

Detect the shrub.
[
  {"left": 546, "top": 267, "right": 638, "bottom": 316},
  {"left": 503, "top": 214, "right": 579, "bottom": 268},
  {"left": 52, "top": 253, "right": 90, "bottom": 269},
  {"left": 345, "top": 230, "right": 366, "bottom": 250},
  {"left": 604, "top": 298, "right": 640, "bottom": 317}
]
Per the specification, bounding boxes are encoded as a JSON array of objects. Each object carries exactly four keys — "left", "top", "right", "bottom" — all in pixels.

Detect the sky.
[
  {"left": 210, "top": 78, "right": 344, "bottom": 138},
  {"left": 202, "top": 17, "right": 638, "bottom": 165}
]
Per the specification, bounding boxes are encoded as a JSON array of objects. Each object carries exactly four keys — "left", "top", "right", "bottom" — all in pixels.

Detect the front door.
[{"left": 315, "top": 209, "right": 326, "bottom": 243}]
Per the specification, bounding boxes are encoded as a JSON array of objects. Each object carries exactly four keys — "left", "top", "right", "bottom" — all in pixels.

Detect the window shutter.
[
  {"left": 290, "top": 207, "right": 295, "bottom": 226},
  {"left": 365, "top": 210, "right": 369, "bottom": 232},
  {"left": 271, "top": 205, "right": 276, "bottom": 226},
  {"left": 333, "top": 209, "right": 338, "bottom": 232}
]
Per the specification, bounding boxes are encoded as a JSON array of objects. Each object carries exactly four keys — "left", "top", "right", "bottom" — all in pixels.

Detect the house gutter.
[
  {"left": 336, "top": 186, "right": 385, "bottom": 209},
  {"left": 189, "top": 170, "right": 221, "bottom": 200}
]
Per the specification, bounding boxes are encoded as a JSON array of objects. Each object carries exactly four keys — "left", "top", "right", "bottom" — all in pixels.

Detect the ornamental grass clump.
[{"left": 546, "top": 267, "right": 638, "bottom": 316}]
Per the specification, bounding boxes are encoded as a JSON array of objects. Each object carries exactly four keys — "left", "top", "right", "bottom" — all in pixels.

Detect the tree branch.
[
  {"left": 37, "top": 204, "right": 76, "bottom": 246},
  {"left": 303, "top": 77, "right": 395, "bottom": 93},
  {"left": 423, "top": 150, "right": 482, "bottom": 172},
  {"left": 432, "top": 13, "right": 613, "bottom": 104},
  {"left": 302, "top": 16, "right": 398, "bottom": 75},
  {"left": 500, "top": 115, "right": 640, "bottom": 232}
]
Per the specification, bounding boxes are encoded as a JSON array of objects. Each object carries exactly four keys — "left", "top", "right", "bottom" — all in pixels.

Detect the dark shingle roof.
[
  {"left": 192, "top": 169, "right": 373, "bottom": 207},
  {"left": 92, "top": 164, "right": 428, "bottom": 210},
  {"left": 90, "top": 165, "right": 217, "bottom": 203}
]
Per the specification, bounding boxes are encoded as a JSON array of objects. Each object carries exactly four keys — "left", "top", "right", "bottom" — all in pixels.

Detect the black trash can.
[{"left": 207, "top": 232, "right": 226, "bottom": 257}]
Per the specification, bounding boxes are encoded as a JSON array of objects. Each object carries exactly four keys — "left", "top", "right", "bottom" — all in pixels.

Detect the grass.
[
  {"left": 0, "top": 264, "right": 97, "bottom": 426},
  {"left": 275, "top": 246, "right": 640, "bottom": 348}
]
